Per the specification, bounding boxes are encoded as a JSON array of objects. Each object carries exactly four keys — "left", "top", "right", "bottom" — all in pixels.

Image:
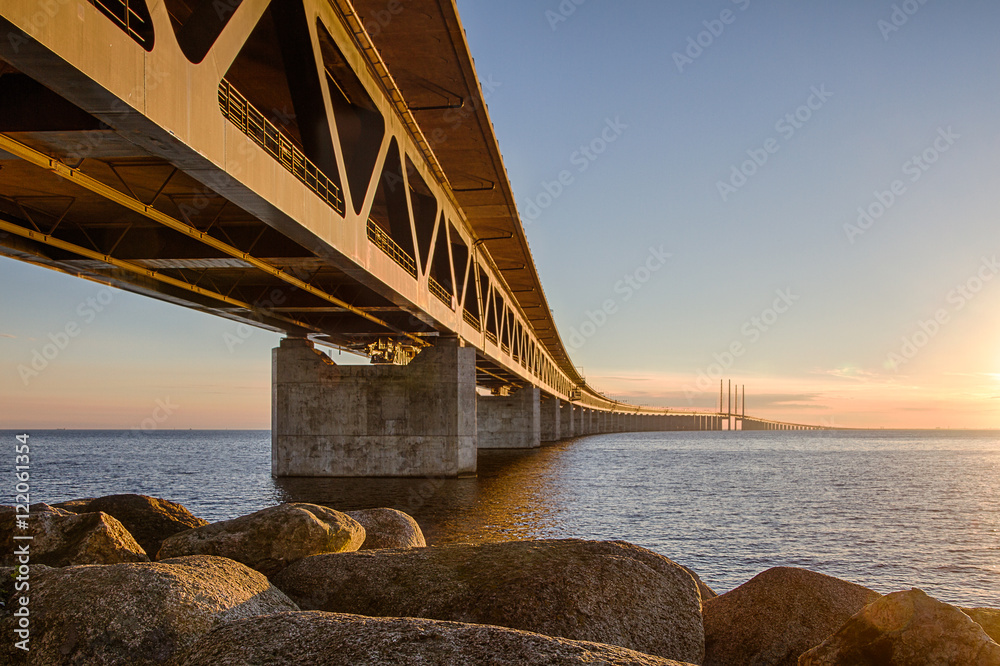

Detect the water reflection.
[{"left": 273, "top": 440, "right": 578, "bottom": 545}]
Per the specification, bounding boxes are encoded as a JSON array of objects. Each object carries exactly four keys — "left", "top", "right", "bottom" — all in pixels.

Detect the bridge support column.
[
  {"left": 272, "top": 337, "right": 477, "bottom": 477},
  {"left": 560, "top": 402, "right": 576, "bottom": 438},
  {"left": 540, "top": 396, "right": 561, "bottom": 442},
  {"left": 477, "top": 387, "right": 541, "bottom": 449}
]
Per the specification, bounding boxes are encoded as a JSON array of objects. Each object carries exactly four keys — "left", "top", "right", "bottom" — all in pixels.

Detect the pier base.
[
  {"left": 541, "top": 396, "right": 561, "bottom": 442},
  {"left": 560, "top": 401, "right": 576, "bottom": 438},
  {"left": 477, "top": 387, "right": 541, "bottom": 449},
  {"left": 272, "top": 337, "right": 477, "bottom": 477}
]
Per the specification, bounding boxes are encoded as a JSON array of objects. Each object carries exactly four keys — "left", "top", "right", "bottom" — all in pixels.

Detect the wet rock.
[
  {"left": 799, "top": 588, "right": 1000, "bottom": 665},
  {"left": 346, "top": 507, "right": 426, "bottom": 549},
  {"left": 0, "top": 555, "right": 298, "bottom": 665},
  {"left": 157, "top": 503, "right": 365, "bottom": 576},
  {"left": 180, "top": 611, "right": 698, "bottom": 665},
  {"left": 272, "top": 538, "right": 704, "bottom": 663},
  {"left": 0, "top": 503, "right": 148, "bottom": 566},
  {"left": 54, "top": 494, "right": 208, "bottom": 556},
  {"left": 703, "top": 566, "right": 881, "bottom": 666}
]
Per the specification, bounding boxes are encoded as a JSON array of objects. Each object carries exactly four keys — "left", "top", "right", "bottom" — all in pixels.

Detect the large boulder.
[
  {"left": 157, "top": 503, "right": 365, "bottom": 576},
  {"left": 799, "top": 588, "right": 1000, "bottom": 665},
  {"left": 53, "top": 494, "right": 208, "bottom": 556},
  {"left": 346, "top": 507, "right": 426, "bottom": 549},
  {"left": 679, "top": 564, "right": 717, "bottom": 601},
  {"left": 964, "top": 607, "right": 1000, "bottom": 644},
  {"left": 703, "top": 566, "right": 881, "bottom": 666},
  {"left": 0, "top": 555, "right": 299, "bottom": 665},
  {"left": 0, "top": 503, "right": 148, "bottom": 566},
  {"left": 272, "top": 538, "right": 704, "bottom": 663},
  {"left": 180, "top": 611, "right": 698, "bottom": 666}
]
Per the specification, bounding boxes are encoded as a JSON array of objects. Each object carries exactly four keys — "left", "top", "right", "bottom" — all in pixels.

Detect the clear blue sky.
[{"left": 3, "top": 0, "right": 999, "bottom": 428}]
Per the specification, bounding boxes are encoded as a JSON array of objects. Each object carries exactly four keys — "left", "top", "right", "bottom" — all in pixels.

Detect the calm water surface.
[{"left": 10, "top": 428, "right": 999, "bottom": 607}]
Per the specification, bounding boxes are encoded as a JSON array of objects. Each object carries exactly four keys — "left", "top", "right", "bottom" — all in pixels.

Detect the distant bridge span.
[{"left": 0, "top": 0, "right": 823, "bottom": 475}]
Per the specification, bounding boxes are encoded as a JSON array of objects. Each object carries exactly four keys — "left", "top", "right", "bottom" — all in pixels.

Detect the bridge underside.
[
  {"left": 0, "top": 70, "right": 531, "bottom": 391},
  {"left": 0, "top": 0, "right": 822, "bottom": 477}
]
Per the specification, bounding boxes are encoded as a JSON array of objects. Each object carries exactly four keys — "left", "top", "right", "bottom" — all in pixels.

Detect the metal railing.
[
  {"left": 485, "top": 330, "right": 498, "bottom": 345},
  {"left": 462, "top": 309, "right": 480, "bottom": 330},
  {"left": 366, "top": 217, "right": 417, "bottom": 278},
  {"left": 428, "top": 275, "right": 453, "bottom": 309},
  {"left": 88, "top": 0, "right": 153, "bottom": 49},
  {"left": 218, "top": 79, "right": 344, "bottom": 215}
]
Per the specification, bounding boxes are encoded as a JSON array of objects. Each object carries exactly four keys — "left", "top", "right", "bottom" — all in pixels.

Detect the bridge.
[{"left": 0, "top": 0, "right": 822, "bottom": 477}]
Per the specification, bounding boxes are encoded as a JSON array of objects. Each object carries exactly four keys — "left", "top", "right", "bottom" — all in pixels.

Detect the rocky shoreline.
[{"left": 2, "top": 495, "right": 998, "bottom": 665}]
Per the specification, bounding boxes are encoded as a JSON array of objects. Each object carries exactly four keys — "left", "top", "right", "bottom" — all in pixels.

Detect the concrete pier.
[
  {"left": 541, "top": 397, "right": 561, "bottom": 442},
  {"left": 560, "top": 402, "right": 576, "bottom": 438},
  {"left": 477, "top": 387, "right": 541, "bottom": 449},
  {"left": 272, "top": 337, "right": 477, "bottom": 477}
]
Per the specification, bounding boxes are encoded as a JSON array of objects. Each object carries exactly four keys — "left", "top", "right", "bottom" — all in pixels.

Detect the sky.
[{"left": 2, "top": 0, "right": 1000, "bottom": 429}]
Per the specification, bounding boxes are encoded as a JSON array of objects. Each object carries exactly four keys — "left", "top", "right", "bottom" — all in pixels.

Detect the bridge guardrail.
[
  {"left": 218, "top": 79, "right": 344, "bottom": 215},
  {"left": 366, "top": 217, "right": 418, "bottom": 278},
  {"left": 428, "top": 275, "right": 453, "bottom": 309}
]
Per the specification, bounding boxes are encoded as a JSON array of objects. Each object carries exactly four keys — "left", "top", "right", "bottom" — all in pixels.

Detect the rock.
[
  {"left": 703, "top": 566, "right": 881, "bottom": 666},
  {"left": 157, "top": 503, "right": 365, "bottom": 576},
  {"left": 964, "top": 607, "right": 1000, "bottom": 644},
  {"left": 51, "top": 498, "right": 95, "bottom": 513},
  {"left": 346, "top": 507, "right": 426, "bottom": 549},
  {"left": 180, "top": 611, "right": 698, "bottom": 666},
  {"left": 0, "top": 555, "right": 299, "bottom": 665},
  {"left": 272, "top": 538, "right": 704, "bottom": 663},
  {"left": 799, "top": 588, "right": 1000, "bottom": 665},
  {"left": 679, "top": 564, "right": 717, "bottom": 601},
  {"left": 53, "top": 494, "right": 208, "bottom": 556},
  {"left": 0, "top": 503, "right": 148, "bottom": 566}
]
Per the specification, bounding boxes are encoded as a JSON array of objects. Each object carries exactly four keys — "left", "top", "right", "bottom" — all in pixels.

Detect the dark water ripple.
[{"left": 9, "top": 428, "right": 999, "bottom": 607}]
